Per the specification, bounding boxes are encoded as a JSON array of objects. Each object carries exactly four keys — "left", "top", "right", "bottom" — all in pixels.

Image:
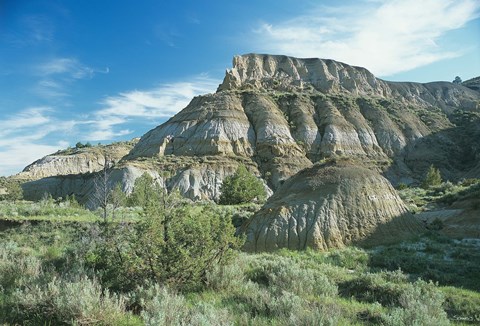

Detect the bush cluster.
[{"left": 219, "top": 165, "right": 267, "bottom": 205}]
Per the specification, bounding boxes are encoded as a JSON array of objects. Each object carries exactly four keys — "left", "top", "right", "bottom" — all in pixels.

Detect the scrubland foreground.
[{"left": 0, "top": 191, "right": 479, "bottom": 326}]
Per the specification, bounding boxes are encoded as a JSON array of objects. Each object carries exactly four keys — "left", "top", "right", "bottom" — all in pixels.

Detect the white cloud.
[
  {"left": 0, "top": 108, "right": 73, "bottom": 176},
  {"left": 33, "top": 79, "right": 69, "bottom": 98},
  {"left": 0, "top": 107, "right": 51, "bottom": 132},
  {"left": 252, "top": 0, "right": 480, "bottom": 76},
  {"left": 37, "top": 58, "right": 97, "bottom": 79},
  {"left": 0, "top": 142, "right": 66, "bottom": 177},
  {"left": 33, "top": 58, "right": 109, "bottom": 99},
  {"left": 86, "top": 75, "right": 219, "bottom": 140},
  {"left": 0, "top": 76, "right": 219, "bottom": 175}
]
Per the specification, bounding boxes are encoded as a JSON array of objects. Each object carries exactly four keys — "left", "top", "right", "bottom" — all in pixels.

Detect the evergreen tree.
[
  {"left": 93, "top": 189, "right": 242, "bottom": 292},
  {"left": 127, "top": 173, "right": 158, "bottom": 208},
  {"left": 219, "top": 165, "right": 266, "bottom": 205},
  {"left": 0, "top": 178, "right": 23, "bottom": 202},
  {"left": 422, "top": 165, "right": 442, "bottom": 189}
]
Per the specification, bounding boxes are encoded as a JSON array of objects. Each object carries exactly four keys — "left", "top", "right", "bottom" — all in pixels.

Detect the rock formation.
[
  {"left": 14, "top": 141, "right": 137, "bottom": 181},
  {"left": 242, "top": 160, "right": 423, "bottom": 251},
  {"left": 126, "top": 54, "right": 479, "bottom": 195},
  {"left": 16, "top": 54, "right": 480, "bottom": 249}
]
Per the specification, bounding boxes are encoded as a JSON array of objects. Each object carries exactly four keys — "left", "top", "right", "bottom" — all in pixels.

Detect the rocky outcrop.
[
  {"left": 121, "top": 156, "right": 271, "bottom": 201},
  {"left": 15, "top": 142, "right": 136, "bottom": 181},
  {"left": 219, "top": 54, "right": 479, "bottom": 111},
  {"left": 127, "top": 91, "right": 312, "bottom": 189},
  {"left": 19, "top": 54, "right": 480, "bottom": 204},
  {"left": 463, "top": 76, "right": 480, "bottom": 92},
  {"left": 242, "top": 160, "right": 423, "bottom": 251},
  {"left": 22, "top": 165, "right": 159, "bottom": 204}
]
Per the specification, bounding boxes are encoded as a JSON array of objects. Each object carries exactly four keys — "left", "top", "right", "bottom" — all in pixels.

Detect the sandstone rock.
[
  {"left": 219, "top": 54, "right": 479, "bottom": 111},
  {"left": 21, "top": 165, "right": 158, "bottom": 204},
  {"left": 17, "top": 54, "right": 480, "bottom": 203},
  {"left": 14, "top": 141, "right": 136, "bottom": 181},
  {"left": 242, "top": 160, "right": 423, "bottom": 251}
]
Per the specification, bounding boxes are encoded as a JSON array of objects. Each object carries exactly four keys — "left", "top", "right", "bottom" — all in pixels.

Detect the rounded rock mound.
[{"left": 242, "top": 160, "right": 423, "bottom": 251}]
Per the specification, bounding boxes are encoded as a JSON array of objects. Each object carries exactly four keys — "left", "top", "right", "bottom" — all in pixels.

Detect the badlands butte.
[{"left": 12, "top": 54, "right": 480, "bottom": 251}]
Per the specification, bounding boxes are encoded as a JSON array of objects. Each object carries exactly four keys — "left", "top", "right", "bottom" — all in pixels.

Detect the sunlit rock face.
[
  {"left": 19, "top": 54, "right": 480, "bottom": 205},
  {"left": 242, "top": 160, "right": 423, "bottom": 252}
]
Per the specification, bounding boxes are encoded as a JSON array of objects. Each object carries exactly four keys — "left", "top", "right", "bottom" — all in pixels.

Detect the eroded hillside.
[{"left": 17, "top": 54, "right": 480, "bottom": 248}]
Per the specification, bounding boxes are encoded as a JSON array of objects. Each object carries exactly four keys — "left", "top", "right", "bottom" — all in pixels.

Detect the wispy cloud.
[
  {"left": 87, "top": 75, "right": 219, "bottom": 140},
  {"left": 4, "top": 14, "right": 55, "bottom": 47},
  {"left": 0, "top": 75, "right": 220, "bottom": 175},
  {"left": 0, "top": 108, "right": 73, "bottom": 176},
  {"left": 153, "top": 23, "right": 182, "bottom": 47},
  {"left": 252, "top": 0, "right": 480, "bottom": 76},
  {"left": 36, "top": 57, "right": 106, "bottom": 79},
  {"left": 33, "top": 57, "right": 109, "bottom": 99}
]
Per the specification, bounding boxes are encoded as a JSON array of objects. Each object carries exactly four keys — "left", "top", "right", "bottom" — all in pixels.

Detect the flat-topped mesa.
[{"left": 218, "top": 54, "right": 390, "bottom": 96}]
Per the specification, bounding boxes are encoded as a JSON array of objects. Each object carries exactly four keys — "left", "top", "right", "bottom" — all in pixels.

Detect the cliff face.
[
  {"left": 127, "top": 54, "right": 479, "bottom": 193},
  {"left": 15, "top": 142, "right": 136, "bottom": 182},
  {"left": 20, "top": 54, "right": 480, "bottom": 211},
  {"left": 218, "top": 54, "right": 479, "bottom": 111}
]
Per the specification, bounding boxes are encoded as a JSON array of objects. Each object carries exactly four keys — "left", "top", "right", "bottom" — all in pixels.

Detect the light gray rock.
[
  {"left": 219, "top": 54, "right": 479, "bottom": 110},
  {"left": 17, "top": 54, "right": 480, "bottom": 203},
  {"left": 242, "top": 160, "right": 424, "bottom": 251},
  {"left": 14, "top": 142, "right": 135, "bottom": 181}
]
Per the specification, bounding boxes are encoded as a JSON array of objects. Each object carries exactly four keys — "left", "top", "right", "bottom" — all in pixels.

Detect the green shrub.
[
  {"left": 139, "top": 285, "right": 189, "bottom": 326},
  {"left": 441, "top": 286, "right": 480, "bottom": 322},
  {"left": 397, "top": 183, "right": 408, "bottom": 190},
  {"left": 247, "top": 254, "right": 338, "bottom": 297},
  {"left": 422, "top": 165, "right": 442, "bottom": 189},
  {"left": 139, "top": 284, "right": 233, "bottom": 326},
  {"left": 325, "top": 247, "right": 369, "bottom": 270},
  {"left": 205, "top": 258, "right": 247, "bottom": 291},
  {"left": 92, "top": 195, "right": 243, "bottom": 292},
  {"left": 339, "top": 271, "right": 406, "bottom": 306},
  {"left": 6, "top": 276, "right": 131, "bottom": 325},
  {"left": 219, "top": 165, "right": 266, "bottom": 205},
  {"left": 382, "top": 280, "right": 449, "bottom": 326}
]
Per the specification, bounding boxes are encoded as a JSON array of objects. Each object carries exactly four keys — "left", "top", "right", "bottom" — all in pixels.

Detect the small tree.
[
  {"left": 110, "top": 183, "right": 127, "bottom": 220},
  {"left": 219, "top": 165, "right": 266, "bottom": 205},
  {"left": 93, "top": 189, "right": 243, "bottom": 292},
  {"left": 127, "top": 173, "right": 158, "bottom": 208},
  {"left": 0, "top": 180, "right": 23, "bottom": 202},
  {"left": 452, "top": 76, "right": 462, "bottom": 84},
  {"left": 92, "top": 156, "right": 113, "bottom": 223},
  {"left": 422, "top": 165, "right": 442, "bottom": 189}
]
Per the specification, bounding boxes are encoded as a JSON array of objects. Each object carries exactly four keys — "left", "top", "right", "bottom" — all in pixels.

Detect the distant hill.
[{"left": 463, "top": 76, "right": 480, "bottom": 92}]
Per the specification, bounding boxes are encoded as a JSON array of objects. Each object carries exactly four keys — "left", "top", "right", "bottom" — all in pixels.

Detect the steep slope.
[
  {"left": 242, "top": 160, "right": 423, "bottom": 251},
  {"left": 14, "top": 141, "right": 137, "bottom": 182},
  {"left": 463, "top": 76, "right": 480, "bottom": 92},
  {"left": 127, "top": 55, "right": 478, "bottom": 195},
  {"left": 20, "top": 54, "right": 480, "bottom": 204}
]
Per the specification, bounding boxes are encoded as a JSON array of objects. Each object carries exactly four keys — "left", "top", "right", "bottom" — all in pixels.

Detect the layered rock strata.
[
  {"left": 242, "top": 160, "right": 424, "bottom": 251},
  {"left": 19, "top": 54, "right": 480, "bottom": 203}
]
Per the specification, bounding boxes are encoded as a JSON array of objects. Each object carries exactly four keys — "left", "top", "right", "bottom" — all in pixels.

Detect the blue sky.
[{"left": 0, "top": 0, "right": 479, "bottom": 176}]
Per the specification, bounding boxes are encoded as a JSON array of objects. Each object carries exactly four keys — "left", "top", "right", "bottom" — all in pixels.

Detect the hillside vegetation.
[{"left": 1, "top": 194, "right": 479, "bottom": 325}]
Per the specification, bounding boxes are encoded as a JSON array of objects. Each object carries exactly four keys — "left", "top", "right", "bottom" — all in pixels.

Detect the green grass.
[
  {"left": 0, "top": 200, "right": 479, "bottom": 325},
  {"left": 0, "top": 200, "right": 143, "bottom": 223},
  {"left": 369, "top": 233, "right": 480, "bottom": 292},
  {"left": 398, "top": 179, "right": 480, "bottom": 212}
]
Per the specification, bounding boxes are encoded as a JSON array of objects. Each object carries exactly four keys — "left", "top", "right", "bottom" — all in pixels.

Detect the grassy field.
[{"left": 0, "top": 199, "right": 479, "bottom": 325}]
